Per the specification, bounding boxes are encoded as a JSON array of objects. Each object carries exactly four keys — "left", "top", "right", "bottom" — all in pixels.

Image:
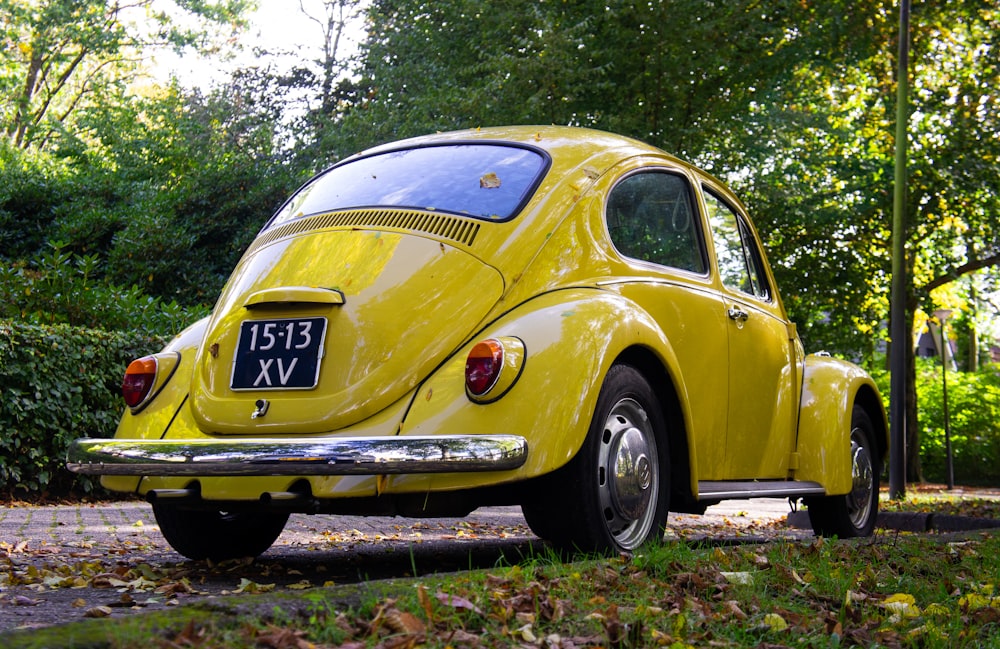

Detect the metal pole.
[
  {"left": 888, "top": 0, "right": 911, "bottom": 500},
  {"left": 940, "top": 317, "right": 955, "bottom": 489}
]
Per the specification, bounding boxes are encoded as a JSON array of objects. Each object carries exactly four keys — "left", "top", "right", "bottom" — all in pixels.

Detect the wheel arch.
[
  {"left": 852, "top": 382, "right": 888, "bottom": 469},
  {"left": 613, "top": 346, "right": 696, "bottom": 513}
]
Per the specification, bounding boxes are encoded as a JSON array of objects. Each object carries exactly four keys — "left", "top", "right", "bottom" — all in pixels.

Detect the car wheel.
[
  {"left": 806, "top": 406, "right": 880, "bottom": 538},
  {"left": 152, "top": 504, "right": 289, "bottom": 561},
  {"left": 522, "top": 364, "right": 669, "bottom": 554}
]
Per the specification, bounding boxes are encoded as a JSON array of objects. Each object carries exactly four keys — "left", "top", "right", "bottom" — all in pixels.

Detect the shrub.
[
  {"left": 0, "top": 241, "right": 206, "bottom": 337},
  {"left": 872, "top": 358, "right": 1000, "bottom": 486},
  {"left": 916, "top": 360, "right": 1000, "bottom": 486},
  {"left": 0, "top": 143, "right": 75, "bottom": 260},
  {"left": 0, "top": 321, "right": 168, "bottom": 495}
]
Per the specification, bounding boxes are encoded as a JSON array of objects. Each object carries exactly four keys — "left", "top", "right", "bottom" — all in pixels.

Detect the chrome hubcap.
[
  {"left": 846, "top": 428, "right": 874, "bottom": 529},
  {"left": 597, "top": 398, "right": 659, "bottom": 550}
]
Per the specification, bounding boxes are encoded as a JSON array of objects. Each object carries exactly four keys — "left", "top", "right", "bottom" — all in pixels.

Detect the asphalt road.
[{"left": 0, "top": 499, "right": 804, "bottom": 634}]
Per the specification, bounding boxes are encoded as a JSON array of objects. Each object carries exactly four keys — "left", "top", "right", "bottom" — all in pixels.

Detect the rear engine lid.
[{"left": 189, "top": 228, "right": 503, "bottom": 434}]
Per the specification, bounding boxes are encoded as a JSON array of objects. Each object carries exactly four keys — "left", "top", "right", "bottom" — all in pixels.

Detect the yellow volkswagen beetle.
[{"left": 68, "top": 126, "right": 887, "bottom": 560}]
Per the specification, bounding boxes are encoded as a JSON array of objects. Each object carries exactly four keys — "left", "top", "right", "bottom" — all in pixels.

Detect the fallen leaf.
[
  {"left": 233, "top": 578, "right": 275, "bottom": 594},
  {"left": 84, "top": 606, "right": 113, "bottom": 618},
  {"left": 762, "top": 613, "right": 788, "bottom": 631},
  {"left": 254, "top": 624, "right": 311, "bottom": 649},
  {"left": 721, "top": 571, "right": 754, "bottom": 586},
  {"left": 436, "top": 590, "right": 484, "bottom": 616},
  {"left": 883, "top": 593, "right": 921, "bottom": 618},
  {"left": 384, "top": 608, "right": 425, "bottom": 635},
  {"left": 723, "top": 600, "right": 748, "bottom": 620}
]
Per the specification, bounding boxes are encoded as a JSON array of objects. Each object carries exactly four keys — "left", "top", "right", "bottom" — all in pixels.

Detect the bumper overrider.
[{"left": 66, "top": 435, "right": 528, "bottom": 477}]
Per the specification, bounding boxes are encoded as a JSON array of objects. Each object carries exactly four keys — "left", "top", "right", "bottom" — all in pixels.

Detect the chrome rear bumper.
[{"left": 66, "top": 435, "right": 528, "bottom": 476}]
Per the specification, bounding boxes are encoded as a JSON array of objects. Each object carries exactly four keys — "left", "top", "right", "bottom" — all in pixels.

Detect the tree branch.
[{"left": 922, "top": 251, "right": 1000, "bottom": 293}]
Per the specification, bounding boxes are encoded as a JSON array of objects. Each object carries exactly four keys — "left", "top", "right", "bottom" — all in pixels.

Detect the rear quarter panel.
[{"left": 388, "top": 287, "right": 684, "bottom": 494}]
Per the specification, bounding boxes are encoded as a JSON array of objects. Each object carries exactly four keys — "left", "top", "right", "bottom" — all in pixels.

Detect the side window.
[
  {"left": 606, "top": 171, "right": 706, "bottom": 273},
  {"left": 703, "top": 189, "right": 771, "bottom": 300}
]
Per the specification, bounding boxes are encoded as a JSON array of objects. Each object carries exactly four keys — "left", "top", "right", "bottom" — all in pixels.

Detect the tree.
[
  {"left": 0, "top": 0, "right": 252, "bottom": 149},
  {"left": 297, "top": 0, "right": 363, "bottom": 114},
  {"left": 731, "top": 2, "right": 1000, "bottom": 481},
  {"left": 326, "top": 0, "right": 885, "bottom": 159},
  {"left": 332, "top": 0, "right": 999, "bottom": 484},
  {"left": 56, "top": 71, "right": 305, "bottom": 303}
]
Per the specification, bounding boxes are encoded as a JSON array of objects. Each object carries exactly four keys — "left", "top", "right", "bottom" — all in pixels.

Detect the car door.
[
  {"left": 604, "top": 169, "right": 732, "bottom": 478},
  {"left": 702, "top": 187, "right": 798, "bottom": 479}
]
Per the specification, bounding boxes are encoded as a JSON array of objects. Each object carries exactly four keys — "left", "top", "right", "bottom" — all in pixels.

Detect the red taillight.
[
  {"left": 465, "top": 339, "right": 505, "bottom": 396},
  {"left": 122, "top": 356, "right": 157, "bottom": 408}
]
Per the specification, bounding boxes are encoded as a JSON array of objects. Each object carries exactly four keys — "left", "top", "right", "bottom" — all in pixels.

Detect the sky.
[{"left": 146, "top": 0, "right": 363, "bottom": 90}]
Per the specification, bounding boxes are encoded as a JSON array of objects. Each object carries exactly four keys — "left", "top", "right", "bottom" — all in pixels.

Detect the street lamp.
[{"left": 933, "top": 309, "right": 955, "bottom": 490}]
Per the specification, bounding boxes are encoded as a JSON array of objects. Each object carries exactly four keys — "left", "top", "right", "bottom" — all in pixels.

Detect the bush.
[
  {"left": 873, "top": 358, "right": 1000, "bottom": 486},
  {"left": 0, "top": 241, "right": 206, "bottom": 337},
  {"left": 0, "top": 321, "right": 167, "bottom": 496},
  {"left": 916, "top": 360, "right": 1000, "bottom": 486},
  {"left": 0, "top": 142, "right": 75, "bottom": 259}
]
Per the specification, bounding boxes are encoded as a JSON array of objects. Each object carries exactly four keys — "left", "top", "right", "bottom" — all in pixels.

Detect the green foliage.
[
  {"left": 0, "top": 141, "right": 75, "bottom": 259},
  {"left": 1, "top": 0, "right": 253, "bottom": 150},
  {"left": 873, "top": 359, "right": 1000, "bottom": 485},
  {"left": 0, "top": 241, "right": 206, "bottom": 337},
  {"left": 0, "top": 320, "right": 165, "bottom": 495},
  {"left": 1, "top": 79, "right": 306, "bottom": 305},
  {"left": 916, "top": 360, "right": 1000, "bottom": 486}
]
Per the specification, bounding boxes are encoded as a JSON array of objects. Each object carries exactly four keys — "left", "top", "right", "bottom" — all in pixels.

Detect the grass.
[{"left": 5, "top": 530, "right": 1000, "bottom": 648}]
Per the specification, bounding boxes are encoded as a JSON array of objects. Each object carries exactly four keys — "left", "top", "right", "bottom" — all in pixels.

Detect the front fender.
[
  {"left": 390, "top": 287, "right": 683, "bottom": 493},
  {"left": 795, "top": 354, "right": 887, "bottom": 494}
]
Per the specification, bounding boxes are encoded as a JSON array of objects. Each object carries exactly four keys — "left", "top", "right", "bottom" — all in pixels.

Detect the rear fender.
[
  {"left": 100, "top": 317, "right": 209, "bottom": 493},
  {"left": 389, "top": 288, "right": 687, "bottom": 493},
  {"left": 794, "top": 355, "right": 887, "bottom": 494}
]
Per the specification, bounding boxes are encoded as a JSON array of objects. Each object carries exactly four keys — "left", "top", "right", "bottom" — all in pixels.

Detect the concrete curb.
[{"left": 786, "top": 510, "right": 1000, "bottom": 533}]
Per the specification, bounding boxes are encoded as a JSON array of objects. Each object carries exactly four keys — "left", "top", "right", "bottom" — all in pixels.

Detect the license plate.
[{"left": 230, "top": 317, "right": 328, "bottom": 390}]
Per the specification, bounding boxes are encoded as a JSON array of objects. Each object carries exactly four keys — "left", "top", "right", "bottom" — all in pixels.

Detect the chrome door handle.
[{"left": 727, "top": 306, "right": 750, "bottom": 323}]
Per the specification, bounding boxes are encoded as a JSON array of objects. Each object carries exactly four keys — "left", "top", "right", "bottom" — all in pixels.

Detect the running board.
[{"left": 697, "top": 480, "right": 826, "bottom": 501}]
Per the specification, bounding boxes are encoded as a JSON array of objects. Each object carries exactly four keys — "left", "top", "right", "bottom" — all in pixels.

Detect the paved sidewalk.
[
  {"left": 2, "top": 487, "right": 998, "bottom": 560},
  {"left": 0, "top": 497, "right": 798, "bottom": 559},
  {"left": 4, "top": 490, "right": 998, "bottom": 560},
  {"left": 0, "top": 502, "right": 166, "bottom": 554}
]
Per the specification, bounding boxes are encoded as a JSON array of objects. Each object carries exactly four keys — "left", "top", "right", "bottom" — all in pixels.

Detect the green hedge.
[
  {"left": 0, "top": 320, "right": 165, "bottom": 495},
  {"left": 872, "top": 359, "right": 1000, "bottom": 486},
  {"left": 915, "top": 361, "right": 1000, "bottom": 486}
]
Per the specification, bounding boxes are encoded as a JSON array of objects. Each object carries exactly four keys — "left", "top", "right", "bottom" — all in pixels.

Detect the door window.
[{"left": 703, "top": 190, "right": 770, "bottom": 300}]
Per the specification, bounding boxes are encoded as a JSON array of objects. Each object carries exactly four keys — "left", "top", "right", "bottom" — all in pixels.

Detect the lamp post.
[{"left": 934, "top": 309, "right": 955, "bottom": 490}]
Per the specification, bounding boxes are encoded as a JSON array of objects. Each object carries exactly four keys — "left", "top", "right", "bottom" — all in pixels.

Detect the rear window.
[{"left": 269, "top": 143, "right": 549, "bottom": 228}]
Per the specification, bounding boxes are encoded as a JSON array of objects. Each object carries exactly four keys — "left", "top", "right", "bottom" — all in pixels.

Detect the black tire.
[
  {"left": 806, "top": 406, "right": 881, "bottom": 538},
  {"left": 521, "top": 364, "right": 670, "bottom": 554},
  {"left": 152, "top": 504, "right": 289, "bottom": 561}
]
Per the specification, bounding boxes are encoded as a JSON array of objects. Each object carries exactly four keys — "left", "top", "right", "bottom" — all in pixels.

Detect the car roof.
[{"left": 357, "top": 125, "right": 679, "bottom": 167}]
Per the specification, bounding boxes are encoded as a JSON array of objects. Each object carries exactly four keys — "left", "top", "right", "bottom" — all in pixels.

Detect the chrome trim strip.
[
  {"left": 697, "top": 480, "right": 826, "bottom": 500},
  {"left": 67, "top": 435, "right": 527, "bottom": 476}
]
